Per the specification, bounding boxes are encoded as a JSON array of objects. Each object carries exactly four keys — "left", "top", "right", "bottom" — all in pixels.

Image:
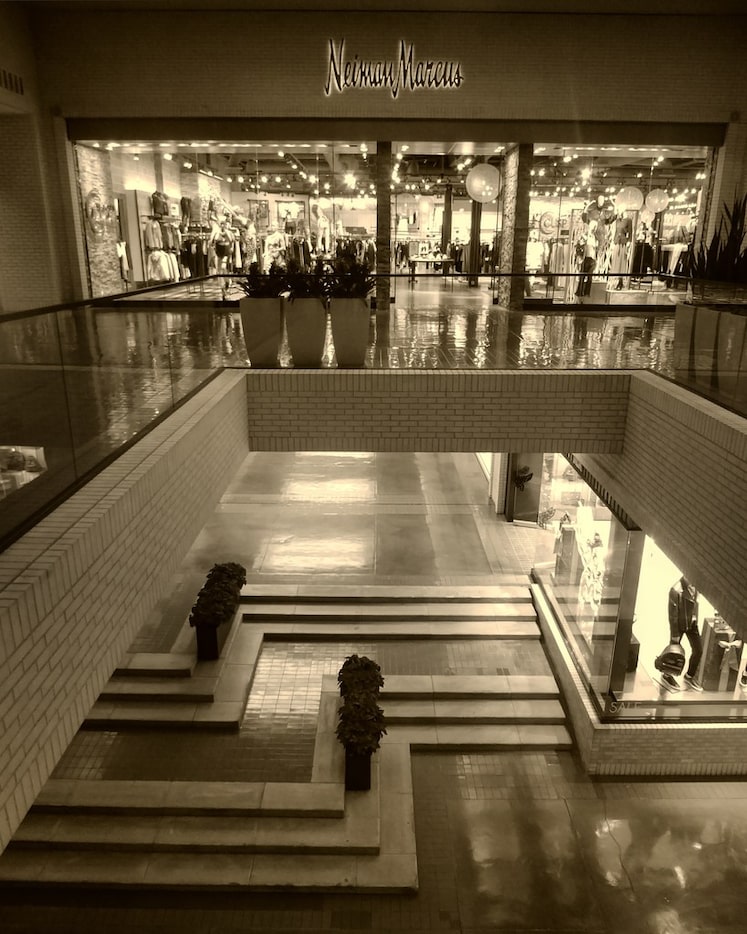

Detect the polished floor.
[{"left": 3, "top": 452, "right": 747, "bottom": 933}]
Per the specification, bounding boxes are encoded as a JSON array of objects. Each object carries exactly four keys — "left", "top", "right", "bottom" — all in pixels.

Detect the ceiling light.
[
  {"left": 237, "top": 175, "right": 244, "bottom": 183},
  {"left": 278, "top": 150, "right": 284, "bottom": 158},
  {"left": 183, "top": 161, "right": 192, "bottom": 169},
  {"left": 261, "top": 175, "right": 268, "bottom": 183},
  {"left": 274, "top": 175, "right": 282, "bottom": 183},
  {"left": 163, "top": 153, "right": 172, "bottom": 161}
]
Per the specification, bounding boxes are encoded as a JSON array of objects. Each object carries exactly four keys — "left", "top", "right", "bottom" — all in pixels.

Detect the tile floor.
[{"left": 4, "top": 451, "right": 747, "bottom": 932}]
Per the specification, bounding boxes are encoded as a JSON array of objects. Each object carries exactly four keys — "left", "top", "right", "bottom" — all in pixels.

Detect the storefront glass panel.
[{"left": 532, "top": 456, "right": 747, "bottom": 723}]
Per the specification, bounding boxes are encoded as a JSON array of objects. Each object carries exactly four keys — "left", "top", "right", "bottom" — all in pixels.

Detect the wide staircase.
[{"left": 0, "top": 580, "right": 573, "bottom": 893}]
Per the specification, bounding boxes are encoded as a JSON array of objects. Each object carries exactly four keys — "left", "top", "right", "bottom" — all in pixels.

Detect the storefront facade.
[{"left": 1, "top": 5, "right": 746, "bottom": 312}]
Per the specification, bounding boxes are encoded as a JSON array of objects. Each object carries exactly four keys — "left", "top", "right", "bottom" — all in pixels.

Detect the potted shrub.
[
  {"left": 189, "top": 562, "right": 247, "bottom": 661},
  {"left": 336, "top": 693, "right": 387, "bottom": 791},
  {"left": 336, "top": 653, "right": 386, "bottom": 790},
  {"left": 284, "top": 257, "right": 329, "bottom": 367},
  {"left": 236, "top": 261, "right": 287, "bottom": 367},
  {"left": 328, "top": 256, "right": 375, "bottom": 367},
  {"left": 337, "top": 653, "right": 384, "bottom": 697}
]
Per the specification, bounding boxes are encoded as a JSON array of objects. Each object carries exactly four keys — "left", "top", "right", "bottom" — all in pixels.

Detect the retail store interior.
[{"left": 76, "top": 137, "right": 707, "bottom": 304}]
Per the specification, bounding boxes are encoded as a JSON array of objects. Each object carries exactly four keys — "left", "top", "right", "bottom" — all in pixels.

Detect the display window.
[
  {"left": 71, "top": 134, "right": 713, "bottom": 305},
  {"left": 532, "top": 455, "right": 747, "bottom": 723},
  {"left": 526, "top": 143, "right": 707, "bottom": 305}
]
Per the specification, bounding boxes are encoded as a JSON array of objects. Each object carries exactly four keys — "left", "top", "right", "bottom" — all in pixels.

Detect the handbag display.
[{"left": 654, "top": 642, "right": 686, "bottom": 676}]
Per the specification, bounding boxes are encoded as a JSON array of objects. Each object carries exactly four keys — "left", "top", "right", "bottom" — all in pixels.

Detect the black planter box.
[
  {"left": 344, "top": 750, "right": 372, "bottom": 791},
  {"left": 194, "top": 613, "right": 234, "bottom": 661}
]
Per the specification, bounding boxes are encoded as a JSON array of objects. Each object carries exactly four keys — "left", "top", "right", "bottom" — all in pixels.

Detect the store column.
[
  {"left": 497, "top": 143, "right": 532, "bottom": 311},
  {"left": 467, "top": 197, "right": 482, "bottom": 287},
  {"left": 375, "top": 141, "right": 392, "bottom": 323},
  {"left": 441, "top": 183, "right": 453, "bottom": 255}
]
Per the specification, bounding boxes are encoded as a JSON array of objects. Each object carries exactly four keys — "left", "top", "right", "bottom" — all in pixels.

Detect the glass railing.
[
  {"left": 0, "top": 291, "right": 242, "bottom": 550},
  {"left": 0, "top": 274, "right": 744, "bottom": 552}
]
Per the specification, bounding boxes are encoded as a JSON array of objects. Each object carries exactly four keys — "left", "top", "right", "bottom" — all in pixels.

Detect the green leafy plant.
[
  {"left": 687, "top": 195, "right": 747, "bottom": 283},
  {"left": 336, "top": 693, "right": 387, "bottom": 756},
  {"left": 236, "top": 261, "right": 288, "bottom": 298},
  {"left": 189, "top": 562, "right": 247, "bottom": 629},
  {"left": 285, "top": 257, "right": 329, "bottom": 301},
  {"left": 327, "top": 256, "right": 375, "bottom": 299},
  {"left": 337, "top": 654, "right": 384, "bottom": 697}
]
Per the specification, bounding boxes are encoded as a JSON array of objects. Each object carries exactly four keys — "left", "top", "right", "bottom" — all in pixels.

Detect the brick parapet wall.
[
  {"left": 574, "top": 372, "right": 747, "bottom": 635},
  {"left": 245, "top": 369, "right": 631, "bottom": 452},
  {"left": 0, "top": 371, "right": 248, "bottom": 851}
]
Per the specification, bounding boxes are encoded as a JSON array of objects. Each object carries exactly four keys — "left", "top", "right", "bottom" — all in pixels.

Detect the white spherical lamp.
[
  {"left": 645, "top": 188, "right": 670, "bottom": 214},
  {"left": 465, "top": 163, "right": 502, "bottom": 203},
  {"left": 615, "top": 187, "right": 644, "bottom": 211}
]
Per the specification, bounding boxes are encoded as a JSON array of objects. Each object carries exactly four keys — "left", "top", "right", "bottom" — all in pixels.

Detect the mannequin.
[
  {"left": 608, "top": 215, "right": 633, "bottom": 290},
  {"left": 525, "top": 230, "right": 545, "bottom": 296},
  {"left": 665, "top": 576, "right": 703, "bottom": 691},
  {"left": 311, "top": 203, "right": 331, "bottom": 253}
]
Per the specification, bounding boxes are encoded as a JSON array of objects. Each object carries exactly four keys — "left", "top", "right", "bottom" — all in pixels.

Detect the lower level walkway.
[{"left": 2, "top": 453, "right": 747, "bottom": 932}]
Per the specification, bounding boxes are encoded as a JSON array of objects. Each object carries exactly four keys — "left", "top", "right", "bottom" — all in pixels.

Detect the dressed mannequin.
[
  {"left": 264, "top": 227, "right": 287, "bottom": 269},
  {"left": 525, "top": 231, "right": 545, "bottom": 296},
  {"left": 666, "top": 576, "right": 703, "bottom": 691},
  {"left": 608, "top": 215, "right": 633, "bottom": 290},
  {"left": 311, "top": 204, "right": 331, "bottom": 253}
]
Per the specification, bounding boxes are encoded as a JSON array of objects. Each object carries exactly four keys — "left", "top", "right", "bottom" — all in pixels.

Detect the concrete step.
[
  {"left": 241, "top": 583, "right": 532, "bottom": 604},
  {"left": 99, "top": 678, "right": 216, "bottom": 703},
  {"left": 389, "top": 722, "right": 573, "bottom": 750},
  {"left": 243, "top": 602, "right": 537, "bottom": 621},
  {"left": 377, "top": 674, "right": 560, "bottom": 699},
  {"left": 0, "top": 745, "right": 418, "bottom": 893},
  {"left": 0, "top": 849, "right": 418, "bottom": 893},
  {"left": 14, "top": 780, "right": 379, "bottom": 855},
  {"left": 83, "top": 698, "right": 245, "bottom": 730},
  {"left": 114, "top": 653, "right": 195, "bottom": 678},
  {"left": 383, "top": 698, "right": 566, "bottom": 724},
  {"left": 32, "top": 778, "right": 344, "bottom": 818},
  {"left": 259, "top": 619, "right": 540, "bottom": 639}
]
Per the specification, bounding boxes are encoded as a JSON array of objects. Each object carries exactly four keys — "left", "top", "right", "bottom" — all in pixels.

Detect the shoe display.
[
  {"left": 661, "top": 673, "right": 680, "bottom": 690},
  {"left": 684, "top": 674, "right": 704, "bottom": 692},
  {"left": 740, "top": 672, "right": 747, "bottom": 689}
]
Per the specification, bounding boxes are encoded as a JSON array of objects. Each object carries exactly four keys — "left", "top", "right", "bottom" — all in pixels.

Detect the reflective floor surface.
[{"left": 4, "top": 452, "right": 747, "bottom": 933}]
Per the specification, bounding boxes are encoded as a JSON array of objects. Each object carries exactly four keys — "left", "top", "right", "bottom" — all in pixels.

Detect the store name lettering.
[{"left": 324, "top": 39, "right": 464, "bottom": 99}]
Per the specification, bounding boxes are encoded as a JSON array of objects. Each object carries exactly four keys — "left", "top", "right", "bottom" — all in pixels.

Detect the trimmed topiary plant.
[{"left": 189, "top": 562, "right": 247, "bottom": 660}]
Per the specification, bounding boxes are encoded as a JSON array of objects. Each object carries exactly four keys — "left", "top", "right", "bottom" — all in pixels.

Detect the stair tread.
[
  {"left": 84, "top": 699, "right": 245, "bottom": 729},
  {"left": 394, "top": 723, "right": 573, "bottom": 747},
  {"left": 383, "top": 698, "right": 565, "bottom": 722},
  {"left": 0, "top": 849, "right": 418, "bottom": 892},
  {"left": 241, "top": 583, "right": 530, "bottom": 602},
  {"left": 34, "top": 779, "right": 344, "bottom": 816},
  {"left": 256, "top": 621, "right": 540, "bottom": 638},
  {"left": 101, "top": 678, "right": 216, "bottom": 701},
  {"left": 243, "top": 602, "right": 536, "bottom": 619}
]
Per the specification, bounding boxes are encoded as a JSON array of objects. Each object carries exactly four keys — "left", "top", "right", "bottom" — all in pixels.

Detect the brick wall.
[
  {"left": 0, "top": 371, "right": 248, "bottom": 852},
  {"left": 574, "top": 372, "right": 747, "bottom": 636},
  {"left": 245, "top": 369, "right": 630, "bottom": 452}
]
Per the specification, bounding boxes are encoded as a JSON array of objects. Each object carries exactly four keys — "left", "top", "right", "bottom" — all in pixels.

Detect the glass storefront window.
[
  {"left": 527, "top": 143, "right": 707, "bottom": 306},
  {"left": 532, "top": 456, "right": 747, "bottom": 723}
]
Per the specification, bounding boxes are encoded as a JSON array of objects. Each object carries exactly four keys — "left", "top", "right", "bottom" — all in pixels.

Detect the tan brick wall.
[
  {"left": 245, "top": 370, "right": 630, "bottom": 452},
  {"left": 574, "top": 372, "right": 747, "bottom": 636},
  {"left": 0, "top": 371, "right": 248, "bottom": 851}
]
